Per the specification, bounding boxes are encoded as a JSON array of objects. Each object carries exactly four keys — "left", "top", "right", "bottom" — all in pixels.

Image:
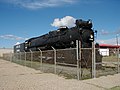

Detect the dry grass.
[{"left": 102, "top": 56, "right": 118, "bottom": 62}]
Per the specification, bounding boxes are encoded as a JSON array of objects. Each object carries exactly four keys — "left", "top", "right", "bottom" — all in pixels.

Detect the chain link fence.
[
  {"left": 2, "top": 41, "right": 120, "bottom": 80},
  {"left": 96, "top": 48, "right": 120, "bottom": 77}
]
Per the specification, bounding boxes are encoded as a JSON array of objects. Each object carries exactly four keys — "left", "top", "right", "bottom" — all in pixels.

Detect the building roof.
[{"left": 99, "top": 44, "right": 120, "bottom": 48}]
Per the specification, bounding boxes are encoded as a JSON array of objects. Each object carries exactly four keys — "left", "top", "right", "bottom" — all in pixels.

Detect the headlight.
[{"left": 89, "top": 34, "right": 94, "bottom": 41}]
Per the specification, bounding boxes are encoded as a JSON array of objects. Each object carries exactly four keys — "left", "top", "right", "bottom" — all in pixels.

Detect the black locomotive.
[
  {"left": 14, "top": 19, "right": 94, "bottom": 52},
  {"left": 14, "top": 19, "right": 102, "bottom": 68}
]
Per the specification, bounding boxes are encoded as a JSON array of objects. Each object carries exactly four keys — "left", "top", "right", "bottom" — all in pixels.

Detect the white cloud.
[
  {"left": 51, "top": 16, "right": 76, "bottom": 28},
  {"left": 100, "top": 29, "right": 109, "bottom": 35},
  {"left": 0, "top": 34, "right": 25, "bottom": 40},
  {"left": 100, "top": 28, "right": 120, "bottom": 36},
  {"left": 1, "top": 0, "right": 77, "bottom": 9}
]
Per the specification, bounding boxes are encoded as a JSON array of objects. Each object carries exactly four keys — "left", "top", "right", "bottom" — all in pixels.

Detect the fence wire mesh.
[
  {"left": 96, "top": 48, "right": 120, "bottom": 77},
  {"left": 2, "top": 43, "right": 120, "bottom": 80}
]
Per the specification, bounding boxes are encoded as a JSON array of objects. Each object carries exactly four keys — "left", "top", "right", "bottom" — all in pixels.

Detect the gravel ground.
[{"left": 0, "top": 59, "right": 120, "bottom": 90}]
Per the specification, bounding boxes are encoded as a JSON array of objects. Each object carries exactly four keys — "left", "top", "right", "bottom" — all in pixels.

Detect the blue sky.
[{"left": 0, "top": 0, "right": 120, "bottom": 48}]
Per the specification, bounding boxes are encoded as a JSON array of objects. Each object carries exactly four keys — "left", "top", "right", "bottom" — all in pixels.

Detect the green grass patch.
[{"left": 109, "top": 86, "right": 120, "bottom": 90}]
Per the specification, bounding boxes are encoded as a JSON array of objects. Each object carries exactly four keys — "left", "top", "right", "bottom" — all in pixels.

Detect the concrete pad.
[{"left": 0, "top": 59, "right": 120, "bottom": 90}]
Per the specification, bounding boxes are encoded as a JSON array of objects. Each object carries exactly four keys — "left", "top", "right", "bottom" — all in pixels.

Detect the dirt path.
[{"left": 0, "top": 59, "right": 120, "bottom": 90}]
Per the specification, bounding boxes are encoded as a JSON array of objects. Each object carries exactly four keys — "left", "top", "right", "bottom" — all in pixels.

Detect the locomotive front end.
[{"left": 75, "top": 19, "right": 94, "bottom": 48}]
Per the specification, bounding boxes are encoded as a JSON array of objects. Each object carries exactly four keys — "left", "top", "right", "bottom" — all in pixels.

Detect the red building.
[
  {"left": 99, "top": 44, "right": 120, "bottom": 56},
  {"left": 99, "top": 44, "right": 120, "bottom": 48}
]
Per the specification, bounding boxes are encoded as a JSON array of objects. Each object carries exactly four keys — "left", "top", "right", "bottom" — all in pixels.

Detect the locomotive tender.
[{"left": 14, "top": 19, "right": 95, "bottom": 52}]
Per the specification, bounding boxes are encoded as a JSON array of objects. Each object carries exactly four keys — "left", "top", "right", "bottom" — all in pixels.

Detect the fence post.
[
  {"left": 79, "top": 41, "right": 82, "bottom": 80},
  {"left": 117, "top": 47, "right": 120, "bottom": 73},
  {"left": 76, "top": 40, "right": 81, "bottom": 80},
  {"left": 10, "top": 52, "right": 12, "bottom": 62},
  {"left": 16, "top": 53, "right": 18, "bottom": 61},
  {"left": 24, "top": 51, "right": 26, "bottom": 66},
  {"left": 92, "top": 41, "right": 96, "bottom": 78},
  {"left": 51, "top": 46, "right": 57, "bottom": 74},
  {"left": 38, "top": 48, "right": 43, "bottom": 68},
  {"left": 29, "top": 49, "right": 33, "bottom": 67},
  {"left": 94, "top": 42, "right": 96, "bottom": 78},
  {"left": 20, "top": 52, "right": 21, "bottom": 61},
  {"left": 13, "top": 53, "right": 15, "bottom": 61}
]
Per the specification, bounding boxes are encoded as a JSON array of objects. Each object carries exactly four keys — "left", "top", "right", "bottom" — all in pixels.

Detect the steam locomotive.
[
  {"left": 14, "top": 19, "right": 102, "bottom": 68},
  {"left": 14, "top": 19, "right": 94, "bottom": 52}
]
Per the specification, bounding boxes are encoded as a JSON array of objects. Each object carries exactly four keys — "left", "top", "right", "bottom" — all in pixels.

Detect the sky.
[{"left": 0, "top": 0, "right": 120, "bottom": 48}]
